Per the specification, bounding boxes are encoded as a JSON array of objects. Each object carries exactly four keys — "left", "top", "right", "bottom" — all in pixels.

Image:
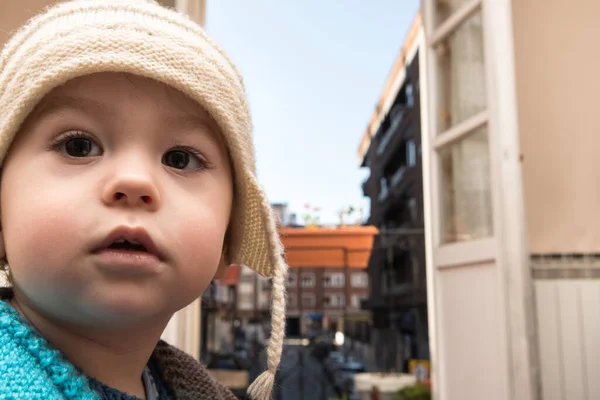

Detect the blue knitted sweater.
[
  {"left": 0, "top": 298, "right": 99, "bottom": 399},
  {"left": 0, "top": 292, "right": 238, "bottom": 399}
]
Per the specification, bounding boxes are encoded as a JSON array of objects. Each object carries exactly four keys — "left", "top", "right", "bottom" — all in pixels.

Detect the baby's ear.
[{"left": 213, "top": 248, "right": 229, "bottom": 279}]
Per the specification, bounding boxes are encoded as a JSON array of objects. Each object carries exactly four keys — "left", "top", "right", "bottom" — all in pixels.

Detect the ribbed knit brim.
[{"left": 0, "top": 1, "right": 287, "bottom": 399}]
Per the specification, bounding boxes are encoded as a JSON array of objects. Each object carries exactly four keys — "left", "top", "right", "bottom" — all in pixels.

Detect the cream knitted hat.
[{"left": 0, "top": 0, "right": 287, "bottom": 399}]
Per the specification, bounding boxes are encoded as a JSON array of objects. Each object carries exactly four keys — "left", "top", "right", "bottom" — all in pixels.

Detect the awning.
[{"left": 215, "top": 264, "right": 241, "bottom": 286}]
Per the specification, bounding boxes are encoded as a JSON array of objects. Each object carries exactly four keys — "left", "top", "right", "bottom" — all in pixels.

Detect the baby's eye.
[
  {"left": 65, "top": 137, "right": 101, "bottom": 157},
  {"left": 162, "top": 148, "right": 206, "bottom": 170},
  {"left": 51, "top": 132, "right": 103, "bottom": 158}
]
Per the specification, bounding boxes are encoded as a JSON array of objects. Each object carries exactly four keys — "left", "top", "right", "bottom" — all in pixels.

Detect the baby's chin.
[{"left": 22, "top": 283, "right": 182, "bottom": 331}]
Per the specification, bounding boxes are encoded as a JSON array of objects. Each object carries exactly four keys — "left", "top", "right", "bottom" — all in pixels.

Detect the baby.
[{"left": 0, "top": 1, "right": 287, "bottom": 399}]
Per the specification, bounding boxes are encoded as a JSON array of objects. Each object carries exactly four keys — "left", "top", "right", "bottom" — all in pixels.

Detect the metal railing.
[
  {"left": 376, "top": 106, "right": 405, "bottom": 155},
  {"left": 390, "top": 166, "right": 406, "bottom": 188}
]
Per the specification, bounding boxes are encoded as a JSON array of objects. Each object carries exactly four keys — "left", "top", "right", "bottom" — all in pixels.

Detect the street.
[{"left": 249, "top": 344, "right": 353, "bottom": 400}]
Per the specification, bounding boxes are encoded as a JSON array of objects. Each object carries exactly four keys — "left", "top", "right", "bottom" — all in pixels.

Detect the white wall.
[{"left": 513, "top": 0, "right": 600, "bottom": 253}]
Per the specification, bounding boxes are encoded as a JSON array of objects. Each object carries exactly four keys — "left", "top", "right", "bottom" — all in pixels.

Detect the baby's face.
[{"left": 0, "top": 72, "right": 233, "bottom": 327}]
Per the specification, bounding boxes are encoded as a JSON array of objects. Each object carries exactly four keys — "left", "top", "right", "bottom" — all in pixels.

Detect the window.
[
  {"left": 301, "top": 293, "right": 315, "bottom": 308},
  {"left": 237, "top": 293, "right": 254, "bottom": 310},
  {"left": 324, "top": 293, "right": 345, "bottom": 308},
  {"left": 407, "top": 140, "right": 416, "bottom": 167},
  {"left": 351, "top": 294, "right": 368, "bottom": 309},
  {"left": 301, "top": 272, "right": 315, "bottom": 288},
  {"left": 435, "top": 11, "right": 486, "bottom": 133},
  {"left": 260, "top": 278, "right": 271, "bottom": 290},
  {"left": 406, "top": 84, "right": 414, "bottom": 108},
  {"left": 258, "top": 293, "right": 270, "bottom": 310},
  {"left": 379, "top": 177, "right": 389, "bottom": 202},
  {"left": 377, "top": 104, "right": 405, "bottom": 155},
  {"left": 392, "top": 251, "right": 414, "bottom": 285},
  {"left": 435, "top": 0, "right": 472, "bottom": 27},
  {"left": 351, "top": 272, "right": 369, "bottom": 288},
  {"left": 287, "top": 293, "right": 297, "bottom": 308},
  {"left": 286, "top": 272, "right": 297, "bottom": 287},
  {"left": 323, "top": 272, "right": 345, "bottom": 288},
  {"left": 430, "top": 1, "right": 492, "bottom": 244},
  {"left": 440, "top": 125, "right": 492, "bottom": 243},
  {"left": 408, "top": 197, "right": 419, "bottom": 223}
]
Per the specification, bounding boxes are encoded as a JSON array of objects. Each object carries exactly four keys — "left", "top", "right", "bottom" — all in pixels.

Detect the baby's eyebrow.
[
  {"left": 162, "top": 111, "right": 224, "bottom": 144},
  {"left": 162, "top": 112, "right": 215, "bottom": 134},
  {"left": 28, "top": 94, "right": 112, "bottom": 122},
  {"left": 28, "top": 93, "right": 227, "bottom": 150}
]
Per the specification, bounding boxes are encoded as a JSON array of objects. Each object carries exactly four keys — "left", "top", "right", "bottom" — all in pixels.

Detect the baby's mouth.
[
  {"left": 92, "top": 226, "right": 165, "bottom": 261},
  {"left": 107, "top": 239, "right": 148, "bottom": 252}
]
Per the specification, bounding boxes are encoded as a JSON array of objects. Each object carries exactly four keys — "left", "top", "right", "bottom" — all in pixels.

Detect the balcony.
[
  {"left": 378, "top": 182, "right": 389, "bottom": 202},
  {"left": 387, "top": 282, "right": 414, "bottom": 296},
  {"left": 378, "top": 165, "right": 407, "bottom": 203},
  {"left": 376, "top": 106, "right": 405, "bottom": 155},
  {"left": 362, "top": 176, "right": 370, "bottom": 197},
  {"left": 390, "top": 166, "right": 406, "bottom": 188},
  {"left": 361, "top": 297, "right": 386, "bottom": 310}
]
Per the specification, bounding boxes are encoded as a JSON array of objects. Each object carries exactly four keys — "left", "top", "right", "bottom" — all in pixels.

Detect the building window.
[
  {"left": 301, "top": 293, "right": 316, "bottom": 308},
  {"left": 408, "top": 197, "right": 419, "bottom": 223},
  {"left": 237, "top": 293, "right": 254, "bottom": 310},
  {"left": 406, "top": 84, "right": 414, "bottom": 108},
  {"left": 260, "top": 278, "right": 271, "bottom": 290},
  {"left": 287, "top": 293, "right": 297, "bottom": 308},
  {"left": 351, "top": 272, "right": 369, "bottom": 288},
  {"left": 407, "top": 140, "right": 416, "bottom": 167},
  {"left": 227, "top": 286, "right": 236, "bottom": 304},
  {"left": 286, "top": 272, "right": 297, "bottom": 287},
  {"left": 301, "top": 272, "right": 315, "bottom": 288},
  {"left": 323, "top": 272, "right": 345, "bottom": 288},
  {"left": 440, "top": 125, "right": 492, "bottom": 243},
  {"left": 435, "top": 12, "right": 486, "bottom": 132},
  {"left": 351, "top": 294, "right": 368, "bottom": 309},
  {"left": 324, "top": 293, "right": 345, "bottom": 308},
  {"left": 431, "top": 3, "right": 492, "bottom": 244},
  {"left": 379, "top": 177, "right": 389, "bottom": 202}
]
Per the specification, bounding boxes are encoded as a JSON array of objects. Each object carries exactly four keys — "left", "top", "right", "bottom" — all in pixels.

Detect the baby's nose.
[{"left": 102, "top": 169, "right": 161, "bottom": 211}]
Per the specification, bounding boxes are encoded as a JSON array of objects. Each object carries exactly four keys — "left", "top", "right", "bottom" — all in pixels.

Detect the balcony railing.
[
  {"left": 378, "top": 165, "right": 406, "bottom": 203},
  {"left": 390, "top": 166, "right": 406, "bottom": 188},
  {"left": 376, "top": 108, "right": 404, "bottom": 155},
  {"left": 378, "top": 183, "right": 389, "bottom": 202}
]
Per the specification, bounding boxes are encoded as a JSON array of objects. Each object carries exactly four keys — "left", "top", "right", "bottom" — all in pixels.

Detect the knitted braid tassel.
[{"left": 247, "top": 257, "right": 287, "bottom": 400}]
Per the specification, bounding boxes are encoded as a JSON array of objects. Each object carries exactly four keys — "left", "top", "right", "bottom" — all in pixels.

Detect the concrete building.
[{"left": 358, "top": 12, "right": 429, "bottom": 372}]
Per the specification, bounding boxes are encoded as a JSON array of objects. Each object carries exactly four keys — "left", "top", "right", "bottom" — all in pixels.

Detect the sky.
[{"left": 206, "top": 1, "right": 420, "bottom": 225}]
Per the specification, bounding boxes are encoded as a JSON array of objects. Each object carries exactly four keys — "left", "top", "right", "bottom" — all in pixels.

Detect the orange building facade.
[{"left": 279, "top": 226, "right": 378, "bottom": 338}]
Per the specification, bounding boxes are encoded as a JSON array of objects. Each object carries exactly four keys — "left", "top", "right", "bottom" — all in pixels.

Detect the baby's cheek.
[
  {"left": 5, "top": 204, "right": 84, "bottom": 279},
  {"left": 171, "top": 212, "right": 225, "bottom": 289}
]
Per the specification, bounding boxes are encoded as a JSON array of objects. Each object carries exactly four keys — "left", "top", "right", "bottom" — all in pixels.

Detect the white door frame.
[
  {"left": 420, "top": 0, "right": 537, "bottom": 399},
  {"left": 483, "top": 1, "right": 538, "bottom": 398}
]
